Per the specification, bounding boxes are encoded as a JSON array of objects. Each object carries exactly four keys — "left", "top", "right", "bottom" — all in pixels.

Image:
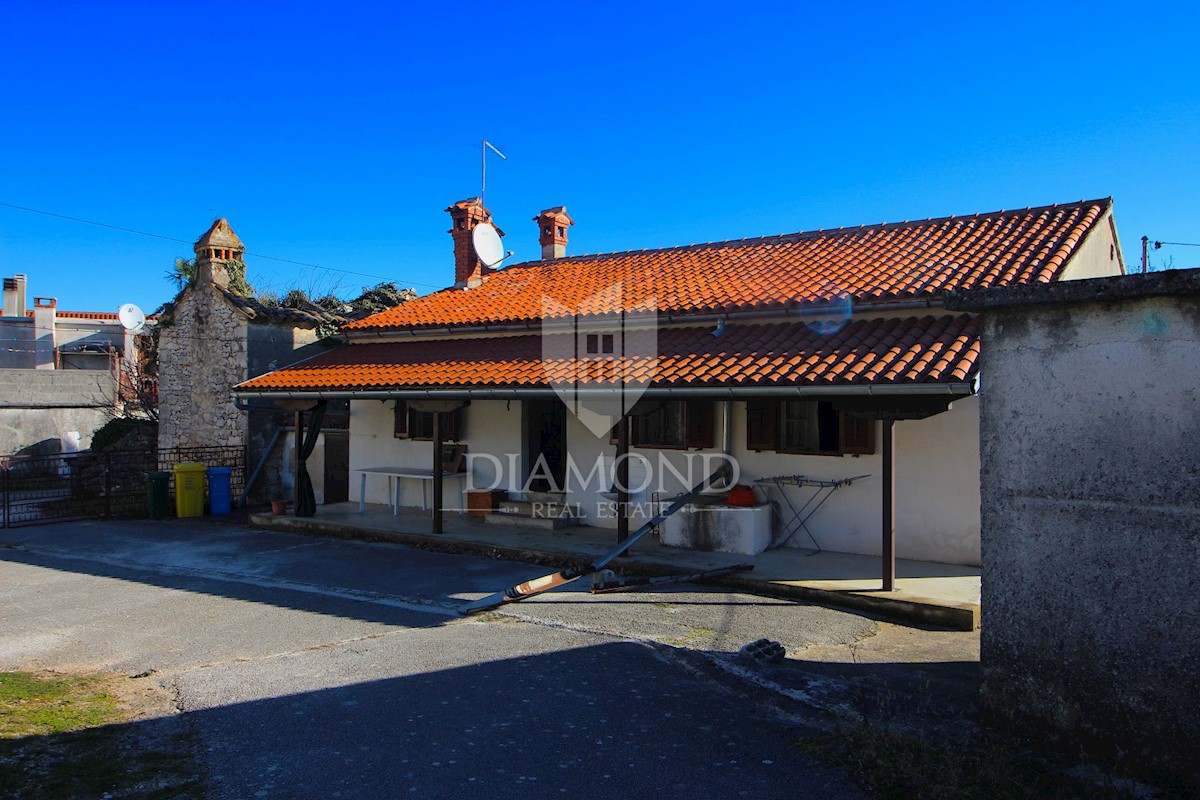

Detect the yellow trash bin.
[{"left": 173, "top": 462, "right": 207, "bottom": 518}]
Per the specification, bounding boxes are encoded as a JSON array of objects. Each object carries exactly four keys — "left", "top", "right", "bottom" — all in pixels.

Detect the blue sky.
[{"left": 1, "top": 1, "right": 1197, "bottom": 314}]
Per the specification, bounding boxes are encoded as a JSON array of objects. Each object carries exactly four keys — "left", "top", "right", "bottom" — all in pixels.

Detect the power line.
[
  {"left": 1153, "top": 240, "right": 1200, "bottom": 248},
  {"left": 0, "top": 201, "right": 446, "bottom": 291}
]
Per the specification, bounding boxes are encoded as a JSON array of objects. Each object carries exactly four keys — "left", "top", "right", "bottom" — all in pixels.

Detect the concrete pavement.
[
  {"left": 0, "top": 519, "right": 979, "bottom": 797},
  {"left": 252, "top": 502, "right": 981, "bottom": 630}
]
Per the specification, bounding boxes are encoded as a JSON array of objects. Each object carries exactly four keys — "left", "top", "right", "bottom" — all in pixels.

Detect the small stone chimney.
[
  {"left": 193, "top": 218, "right": 245, "bottom": 289},
  {"left": 447, "top": 198, "right": 502, "bottom": 287},
  {"left": 534, "top": 207, "right": 575, "bottom": 261},
  {"left": 2, "top": 274, "right": 27, "bottom": 317}
]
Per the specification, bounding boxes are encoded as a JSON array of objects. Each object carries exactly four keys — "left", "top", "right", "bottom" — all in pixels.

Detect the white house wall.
[
  {"left": 1059, "top": 211, "right": 1125, "bottom": 280},
  {"left": 348, "top": 395, "right": 981, "bottom": 566},
  {"left": 349, "top": 399, "right": 522, "bottom": 510}
]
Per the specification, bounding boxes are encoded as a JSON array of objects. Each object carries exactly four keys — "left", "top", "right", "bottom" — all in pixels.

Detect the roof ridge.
[{"left": 504, "top": 197, "right": 1113, "bottom": 270}]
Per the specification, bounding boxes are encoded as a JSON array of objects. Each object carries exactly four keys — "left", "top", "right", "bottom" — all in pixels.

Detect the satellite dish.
[
  {"left": 472, "top": 222, "right": 506, "bottom": 268},
  {"left": 118, "top": 303, "right": 146, "bottom": 333}
]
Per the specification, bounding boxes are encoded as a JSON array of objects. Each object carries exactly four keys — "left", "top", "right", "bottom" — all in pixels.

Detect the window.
[
  {"left": 745, "top": 399, "right": 874, "bottom": 455},
  {"left": 612, "top": 400, "right": 714, "bottom": 449},
  {"left": 585, "top": 333, "right": 616, "bottom": 356},
  {"left": 393, "top": 401, "right": 464, "bottom": 441}
]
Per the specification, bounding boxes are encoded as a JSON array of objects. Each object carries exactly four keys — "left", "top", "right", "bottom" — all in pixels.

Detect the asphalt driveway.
[{"left": 0, "top": 519, "right": 885, "bottom": 799}]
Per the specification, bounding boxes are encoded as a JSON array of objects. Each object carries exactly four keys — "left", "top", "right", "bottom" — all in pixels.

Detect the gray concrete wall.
[
  {"left": 0, "top": 368, "right": 117, "bottom": 454},
  {"left": 0, "top": 317, "right": 36, "bottom": 369},
  {"left": 962, "top": 270, "right": 1200, "bottom": 785}
]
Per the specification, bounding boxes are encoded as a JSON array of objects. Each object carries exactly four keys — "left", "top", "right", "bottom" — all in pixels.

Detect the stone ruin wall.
[{"left": 157, "top": 286, "right": 248, "bottom": 451}]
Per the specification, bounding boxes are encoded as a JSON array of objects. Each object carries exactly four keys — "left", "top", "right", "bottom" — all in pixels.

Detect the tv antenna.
[
  {"left": 117, "top": 303, "right": 147, "bottom": 334},
  {"left": 481, "top": 139, "right": 507, "bottom": 207}
]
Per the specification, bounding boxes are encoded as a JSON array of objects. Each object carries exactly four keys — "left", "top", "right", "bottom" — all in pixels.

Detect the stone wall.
[
  {"left": 952, "top": 270, "right": 1200, "bottom": 786},
  {"left": 157, "top": 285, "right": 249, "bottom": 451},
  {"left": 0, "top": 368, "right": 116, "bottom": 454}
]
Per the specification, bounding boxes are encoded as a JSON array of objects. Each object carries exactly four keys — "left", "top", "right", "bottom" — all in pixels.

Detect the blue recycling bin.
[{"left": 207, "top": 466, "right": 233, "bottom": 515}]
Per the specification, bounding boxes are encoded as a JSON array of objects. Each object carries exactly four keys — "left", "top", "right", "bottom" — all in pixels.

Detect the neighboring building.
[
  {"left": 156, "top": 219, "right": 349, "bottom": 504},
  {"left": 0, "top": 274, "right": 149, "bottom": 455},
  {"left": 234, "top": 197, "right": 1125, "bottom": 567},
  {"left": 949, "top": 269, "right": 1200, "bottom": 787}
]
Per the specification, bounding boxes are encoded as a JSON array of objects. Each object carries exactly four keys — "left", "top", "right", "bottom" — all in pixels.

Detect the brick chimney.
[
  {"left": 447, "top": 198, "right": 502, "bottom": 287},
  {"left": 193, "top": 218, "right": 245, "bottom": 290},
  {"left": 534, "top": 207, "right": 574, "bottom": 261}
]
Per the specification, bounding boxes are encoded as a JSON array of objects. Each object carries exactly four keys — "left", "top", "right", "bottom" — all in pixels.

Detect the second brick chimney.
[
  {"left": 447, "top": 198, "right": 502, "bottom": 287},
  {"left": 534, "top": 207, "right": 575, "bottom": 261}
]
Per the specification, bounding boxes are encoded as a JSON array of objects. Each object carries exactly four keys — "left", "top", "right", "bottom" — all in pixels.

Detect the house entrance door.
[
  {"left": 323, "top": 431, "right": 350, "bottom": 504},
  {"left": 524, "top": 398, "right": 567, "bottom": 493}
]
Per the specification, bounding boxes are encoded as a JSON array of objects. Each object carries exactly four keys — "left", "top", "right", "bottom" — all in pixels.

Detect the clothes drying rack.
[{"left": 753, "top": 474, "right": 870, "bottom": 552}]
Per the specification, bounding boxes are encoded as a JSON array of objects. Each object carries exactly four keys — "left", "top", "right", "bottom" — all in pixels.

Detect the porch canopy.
[{"left": 235, "top": 314, "right": 979, "bottom": 589}]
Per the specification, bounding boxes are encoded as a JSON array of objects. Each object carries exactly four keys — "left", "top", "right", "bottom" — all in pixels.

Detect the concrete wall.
[
  {"left": 347, "top": 395, "right": 982, "bottom": 566},
  {"left": 964, "top": 270, "right": 1200, "bottom": 785},
  {"left": 0, "top": 368, "right": 116, "bottom": 454},
  {"left": 0, "top": 317, "right": 36, "bottom": 369}
]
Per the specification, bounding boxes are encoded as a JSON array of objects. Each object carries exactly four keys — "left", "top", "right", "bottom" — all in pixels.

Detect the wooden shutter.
[
  {"left": 838, "top": 412, "right": 875, "bottom": 455},
  {"left": 684, "top": 400, "right": 715, "bottom": 449},
  {"left": 393, "top": 401, "right": 408, "bottom": 438},
  {"left": 745, "top": 400, "right": 779, "bottom": 452}
]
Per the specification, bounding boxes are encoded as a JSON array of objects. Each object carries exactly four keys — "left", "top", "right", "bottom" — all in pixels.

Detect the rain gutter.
[{"left": 233, "top": 382, "right": 974, "bottom": 407}]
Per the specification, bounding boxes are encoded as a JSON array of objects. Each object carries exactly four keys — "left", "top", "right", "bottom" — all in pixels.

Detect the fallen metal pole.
[
  {"left": 458, "top": 462, "right": 731, "bottom": 615},
  {"left": 589, "top": 563, "right": 754, "bottom": 594}
]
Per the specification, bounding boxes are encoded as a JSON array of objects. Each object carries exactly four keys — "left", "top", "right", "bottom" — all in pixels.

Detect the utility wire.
[
  {"left": 0, "top": 201, "right": 446, "bottom": 291},
  {"left": 1153, "top": 240, "right": 1200, "bottom": 248}
]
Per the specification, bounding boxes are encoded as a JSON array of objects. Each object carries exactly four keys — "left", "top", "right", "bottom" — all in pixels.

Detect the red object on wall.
[{"left": 726, "top": 485, "right": 758, "bottom": 507}]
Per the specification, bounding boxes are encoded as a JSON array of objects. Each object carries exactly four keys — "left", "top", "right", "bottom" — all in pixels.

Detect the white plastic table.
[{"left": 355, "top": 467, "right": 466, "bottom": 514}]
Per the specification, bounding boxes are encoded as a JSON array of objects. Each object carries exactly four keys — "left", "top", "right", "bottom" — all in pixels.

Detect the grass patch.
[
  {"left": 806, "top": 722, "right": 1185, "bottom": 800},
  {"left": 0, "top": 671, "right": 205, "bottom": 800},
  {"left": 0, "top": 672, "right": 123, "bottom": 738}
]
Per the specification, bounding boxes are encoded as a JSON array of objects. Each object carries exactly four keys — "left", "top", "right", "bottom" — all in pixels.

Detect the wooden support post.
[
  {"left": 432, "top": 411, "right": 444, "bottom": 534},
  {"left": 882, "top": 418, "right": 896, "bottom": 591},
  {"left": 293, "top": 409, "right": 304, "bottom": 515},
  {"left": 616, "top": 414, "right": 630, "bottom": 545}
]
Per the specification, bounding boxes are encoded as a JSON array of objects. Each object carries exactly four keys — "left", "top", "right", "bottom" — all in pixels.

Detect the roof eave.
[{"left": 233, "top": 382, "right": 976, "bottom": 402}]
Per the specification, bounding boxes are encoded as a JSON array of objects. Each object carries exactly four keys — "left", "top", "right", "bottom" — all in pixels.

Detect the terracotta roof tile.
[
  {"left": 237, "top": 316, "right": 979, "bottom": 393},
  {"left": 343, "top": 199, "right": 1109, "bottom": 332}
]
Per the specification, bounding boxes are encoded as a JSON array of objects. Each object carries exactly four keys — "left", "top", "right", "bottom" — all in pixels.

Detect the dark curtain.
[{"left": 295, "top": 401, "right": 327, "bottom": 518}]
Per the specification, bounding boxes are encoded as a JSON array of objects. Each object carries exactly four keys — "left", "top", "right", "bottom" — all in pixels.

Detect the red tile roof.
[
  {"left": 237, "top": 315, "right": 979, "bottom": 393},
  {"left": 346, "top": 199, "right": 1111, "bottom": 332}
]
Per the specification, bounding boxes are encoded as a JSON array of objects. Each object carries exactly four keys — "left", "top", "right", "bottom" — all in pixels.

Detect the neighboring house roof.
[
  {"left": 237, "top": 315, "right": 978, "bottom": 393},
  {"left": 25, "top": 310, "right": 158, "bottom": 321},
  {"left": 346, "top": 198, "right": 1111, "bottom": 332}
]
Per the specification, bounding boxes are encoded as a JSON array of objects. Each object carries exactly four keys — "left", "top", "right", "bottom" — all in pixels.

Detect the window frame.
[{"left": 746, "top": 399, "right": 875, "bottom": 456}]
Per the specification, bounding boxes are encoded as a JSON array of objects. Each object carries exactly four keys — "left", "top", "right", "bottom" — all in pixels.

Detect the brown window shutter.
[
  {"left": 393, "top": 401, "right": 408, "bottom": 438},
  {"left": 838, "top": 412, "right": 875, "bottom": 455},
  {"left": 745, "top": 400, "right": 779, "bottom": 452},
  {"left": 684, "top": 399, "right": 715, "bottom": 449}
]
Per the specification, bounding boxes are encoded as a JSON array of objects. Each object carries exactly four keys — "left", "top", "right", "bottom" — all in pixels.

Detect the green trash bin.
[
  {"left": 173, "top": 462, "right": 207, "bottom": 518},
  {"left": 146, "top": 471, "right": 171, "bottom": 519}
]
